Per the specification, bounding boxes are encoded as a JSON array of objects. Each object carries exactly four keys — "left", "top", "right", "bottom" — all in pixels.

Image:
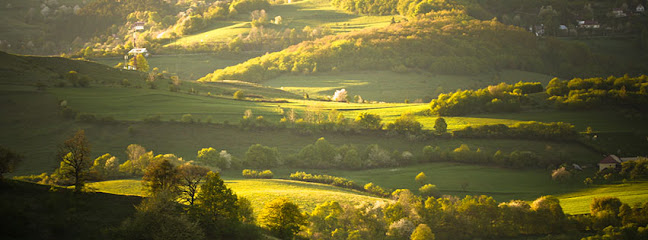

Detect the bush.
[
  {"left": 242, "top": 169, "right": 273, "bottom": 179},
  {"left": 419, "top": 184, "right": 440, "bottom": 198},
  {"left": 289, "top": 171, "right": 359, "bottom": 190}
]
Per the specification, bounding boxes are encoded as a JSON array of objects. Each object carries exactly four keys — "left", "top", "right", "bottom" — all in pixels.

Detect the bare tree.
[{"left": 178, "top": 163, "right": 210, "bottom": 206}]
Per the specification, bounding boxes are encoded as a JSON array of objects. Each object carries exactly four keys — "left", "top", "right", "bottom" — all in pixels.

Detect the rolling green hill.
[
  {"left": 0, "top": 179, "right": 141, "bottom": 240},
  {"left": 88, "top": 178, "right": 386, "bottom": 213}
]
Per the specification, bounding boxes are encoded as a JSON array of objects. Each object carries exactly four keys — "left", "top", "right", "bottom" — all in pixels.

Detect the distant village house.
[
  {"left": 128, "top": 47, "right": 148, "bottom": 56},
  {"left": 637, "top": 4, "right": 645, "bottom": 13},
  {"left": 598, "top": 155, "right": 641, "bottom": 171},
  {"left": 133, "top": 22, "right": 145, "bottom": 31}
]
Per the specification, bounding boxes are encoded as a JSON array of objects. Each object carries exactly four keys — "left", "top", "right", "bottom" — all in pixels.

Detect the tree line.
[{"left": 429, "top": 75, "right": 648, "bottom": 116}]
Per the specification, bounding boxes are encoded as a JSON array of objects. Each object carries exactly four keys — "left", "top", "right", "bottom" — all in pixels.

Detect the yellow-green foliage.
[
  {"left": 199, "top": 13, "right": 604, "bottom": 83},
  {"left": 88, "top": 178, "right": 386, "bottom": 214},
  {"left": 557, "top": 181, "right": 648, "bottom": 214}
]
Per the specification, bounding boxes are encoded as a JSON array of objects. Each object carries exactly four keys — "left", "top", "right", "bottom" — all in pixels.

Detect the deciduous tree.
[
  {"left": 258, "top": 198, "right": 307, "bottom": 239},
  {"left": 56, "top": 129, "right": 91, "bottom": 193},
  {"left": 178, "top": 163, "right": 210, "bottom": 206}
]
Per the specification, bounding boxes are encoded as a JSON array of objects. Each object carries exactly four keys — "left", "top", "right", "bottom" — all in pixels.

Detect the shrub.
[
  {"left": 242, "top": 169, "right": 273, "bottom": 179},
  {"left": 419, "top": 184, "right": 440, "bottom": 198}
]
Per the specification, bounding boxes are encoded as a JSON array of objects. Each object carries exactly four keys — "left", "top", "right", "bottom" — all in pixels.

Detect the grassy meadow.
[
  {"left": 93, "top": 53, "right": 261, "bottom": 81},
  {"left": 557, "top": 181, "right": 648, "bottom": 214},
  {"left": 264, "top": 162, "right": 596, "bottom": 202},
  {"left": 265, "top": 70, "right": 553, "bottom": 102},
  {"left": 86, "top": 169, "right": 648, "bottom": 215},
  {"left": 87, "top": 178, "right": 385, "bottom": 213},
  {"left": 165, "top": 0, "right": 394, "bottom": 48}
]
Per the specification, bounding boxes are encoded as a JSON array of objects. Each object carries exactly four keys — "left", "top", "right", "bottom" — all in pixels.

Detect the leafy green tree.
[
  {"left": 244, "top": 144, "right": 279, "bottom": 168},
  {"left": 131, "top": 54, "right": 149, "bottom": 72},
  {"left": 388, "top": 112, "right": 422, "bottom": 134},
  {"left": 410, "top": 223, "right": 434, "bottom": 240},
  {"left": 433, "top": 117, "right": 447, "bottom": 134},
  {"left": 142, "top": 156, "right": 181, "bottom": 196},
  {"left": 112, "top": 191, "right": 204, "bottom": 240},
  {"left": 355, "top": 112, "right": 383, "bottom": 130},
  {"left": 233, "top": 90, "right": 245, "bottom": 99},
  {"left": 590, "top": 197, "right": 622, "bottom": 216},
  {"left": 419, "top": 184, "right": 440, "bottom": 198},
  {"left": 308, "top": 201, "right": 344, "bottom": 238},
  {"left": 259, "top": 198, "right": 307, "bottom": 239},
  {"left": 90, "top": 153, "right": 119, "bottom": 180},
  {"left": 178, "top": 163, "right": 210, "bottom": 206},
  {"left": 415, "top": 172, "right": 428, "bottom": 185},
  {"left": 0, "top": 145, "right": 22, "bottom": 180},
  {"left": 56, "top": 129, "right": 91, "bottom": 193},
  {"left": 197, "top": 147, "right": 230, "bottom": 169},
  {"left": 191, "top": 171, "right": 243, "bottom": 237}
]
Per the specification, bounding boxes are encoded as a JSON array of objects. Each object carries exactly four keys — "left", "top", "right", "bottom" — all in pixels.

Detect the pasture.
[
  {"left": 265, "top": 162, "right": 595, "bottom": 203},
  {"left": 165, "top": 0, "right": 394, "bottom": 48},
  {"left": 2, "top": 84, "right": 603, "bottom": 176},
  {"left": 93, "top": 53, "right": 260, "bottom": 81},
  {"left": 265, "top": 70, "right": 553, "bottom": 102},
  {"left": 557, "top": 181, "right": 648, "bottom": 214},
  {"left": 87, "top": 178, "right": 385, "bottom": 213}
]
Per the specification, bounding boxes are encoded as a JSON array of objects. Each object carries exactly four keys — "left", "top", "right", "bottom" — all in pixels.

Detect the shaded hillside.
[
  {"left": 0, "top": 51, "right": 144, "bottom": 86},
  {"left": 199, "top": 12, "right": 620, "bottom": 83},
  {"left": 0, "top": 180, "right": 142, "bottom": 240}
]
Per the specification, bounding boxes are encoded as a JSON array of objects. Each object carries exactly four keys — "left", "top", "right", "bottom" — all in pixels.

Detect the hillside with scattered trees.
[{"left": 199, "top": 10, "right": 624, "bottom": 83}]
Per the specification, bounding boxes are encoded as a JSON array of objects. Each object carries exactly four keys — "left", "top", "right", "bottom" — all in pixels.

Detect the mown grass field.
[
  {"left": 557, "top": 181, "right": 648, "bottom": 214},
  {"left": 87, "top": 178, "right": 385, "bottom": 214},
  {"left": 265, "top": 70, "right": 553, "bottom": 102}
]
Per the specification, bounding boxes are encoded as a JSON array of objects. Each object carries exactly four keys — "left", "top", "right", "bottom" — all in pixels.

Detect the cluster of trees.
[
  {"left": 200, "top": 10, "right": 612, "bottom": 83},
  {"left": 241, "top": 169, "right": 273, "bottom": 178},
  {"left": 452, "top": 121, "right": 578, "bottom": 141},
  {"left": 289, "top": 171, "right": 362, "bottom": 190},
  {"left": 330, "top": 0, "right": 463, "bottom": 16},
  {"left": 300, "top": 191, "right": 648, "bottom": 240},
  {"left": 113, "top": 169, "right": 261, "bottom": 239},
  {"left": 240, "top": 108, "right": 425, "bottom": 136},
  {"left": 547, "top": 75, "right": 648, "bottom": 111},
  {"left": 420, "top": 143, "right": 562, "bottom": 169},
  {"left": 290, "top": 137, "right": 415, "bottom": 169},
  {"left": 429, "top": 82, "right": 543, "bottom": 116}
]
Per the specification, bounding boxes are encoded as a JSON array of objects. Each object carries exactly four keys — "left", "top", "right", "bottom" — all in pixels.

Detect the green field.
[
  {"left": 86, "top": 171, "right": 648, "bottom": 215},
  {"left": 263, "top": 162, "right": 595, "bottom": 203},
  {"left": 87, "top": 178, "right": 385, "bottom": 213},
  {"left": 2, "top": 84, "right": 604, "bottom": 176},
  {"left": 93, "top": 53, "right": 260, "bottom": 81},
  {"left": 557, "top": 181, "right": 648, "bottom": 214},
  {"left": 265, "top": 70, "right": 553, "bottom": 102},
  {"left": 165, "top": 0, "right": 395, "bottom": 48}
]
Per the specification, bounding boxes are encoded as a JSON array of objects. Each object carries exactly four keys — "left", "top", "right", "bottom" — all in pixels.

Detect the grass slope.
[
  {"left": 265, "top": 70, "right": 553, "bottom": 102},
  {"left": 93, "top": 53, "right": 260, "bottom": 81},
  {"left": 2, "top": 85, "right": 601, "bottom": 176},
  {"left": 0, "top": 179, "right": 141, "bottom": 240},
  {"left": 166, "top": 0, "right": 394, "bottom": 47},
  {"left": 557, "top": 181, "right": 648, "bottom": 214},
  {"left": 0, "top": 51, "right": 144, "bottom": 85},
  {"left": 88, "top": 178, "right": 385, "bottom": 213},
  {"left": 267, "top": 162, "right": 595, "bottom": 203}
]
